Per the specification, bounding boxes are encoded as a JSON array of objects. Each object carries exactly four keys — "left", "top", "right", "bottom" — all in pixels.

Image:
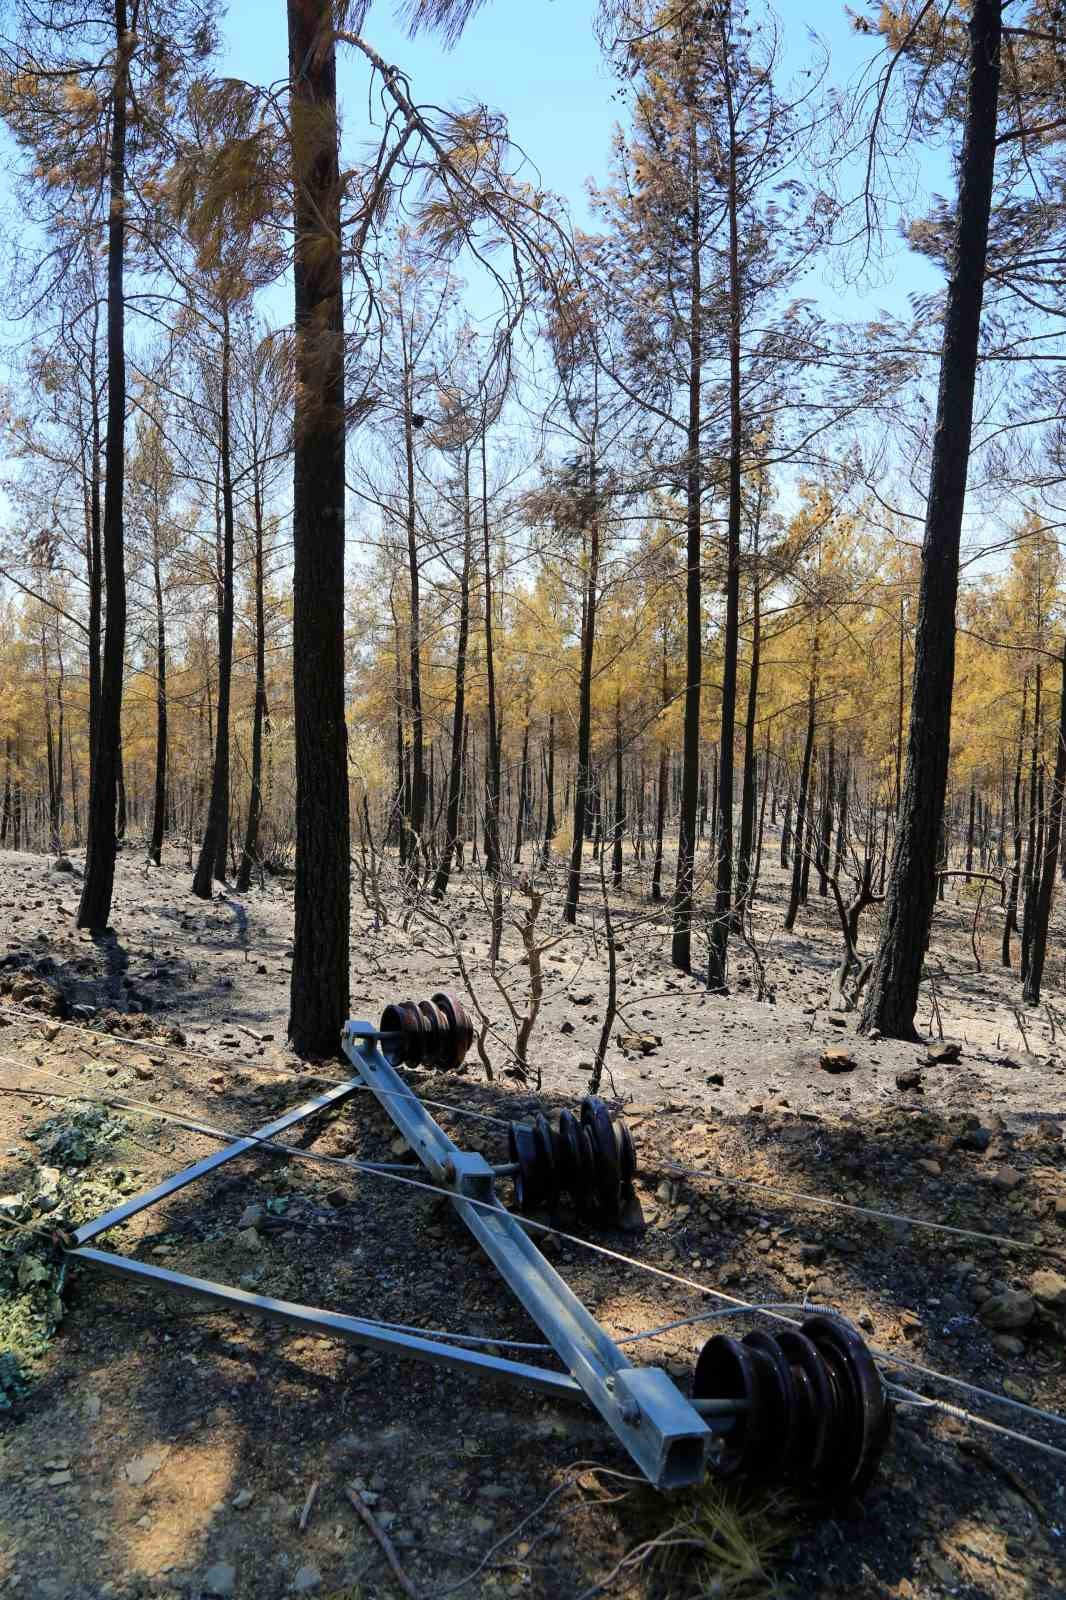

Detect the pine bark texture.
[
  {"left": 286, "top": 0, "right": 350, "bottom": 1055},
  {"left": 192, "top": 309, "right": 235, "bottom": 898},
  {"left": 78, "top": 0, "right": 130, "bottom": 931},
  {"left": 1023, "top": 640, "right": 1066, "bottom": 1004},
  {"left": 860, "top": 0, "right": 1002, "bottom": 1039}
]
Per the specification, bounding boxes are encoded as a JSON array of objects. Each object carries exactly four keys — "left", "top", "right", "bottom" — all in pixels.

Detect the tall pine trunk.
[
  {"left": 481, "top": 430, "right": 503, "bottom": 961},
  {"left": 78, "top": 0, "right": 129, "bottom": 931},
  {"left": 671, "top": 117, "right": 702, "bottom": 971},
  {"left": 612, "top": 691, "right": 624, "bottom": 889},
  {"left": 1021, "top": 663, "right": 1043, "bottom": 982},
  {"left": 860, "top": 0, "right": 1002, "bottom": 1038},
  {"left": 193, "top": 304, "right": 235, "bottom": 898},
  {"left": 1024, "top": 637, "right": 1066, "bottom": 1004},
  {"left": 403, "top": 363, "right": 426, "bottom": 866},
  {"left": 149, "top": 509, "right": 167, "bottom": 866},
  {"left": 735, "top": 553, "right": 761, "bottom": 916},
  {"left": 564, "top": 450, "right": 600, "bottom": 925},
  {"left": 1002, "top": 677, "right": 1028, "bottom": 966},
  {"left": 287, "top": 0, "right": 350, "bottom": 1055},
  {"left": 237, "top": 467, "right": 269, "bottom": 890},
  {"left": 514, "top": 718, "right": 530, "bottom": 864},
  {"left": 542, "top": 707, "right": 556, "bottom": 859},
  {"left": 432, "top": 451, "right": 473, "bottom": 900},
  {"left": 652, "top": 641, "right": 669, "bottom": 904},
  {"left": 784, "top": 643, "right": 817, "bottom": 932},
  {"left": 707, "top": 48, "right": 743, "bottom": 988}
]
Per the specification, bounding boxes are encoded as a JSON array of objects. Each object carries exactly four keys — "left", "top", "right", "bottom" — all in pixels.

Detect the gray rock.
[
  {"left": 292, "top": 1564, "right": 321, "bottom": 1594},
  {"left": 202, "top": 1563, "right": 236, "bottom": 1597},
  {"left": 231, "top": 1488, "right": 254, "bottom": 1510},
  {"left": 123, "top": 1447, "right": 168, "bottom": 1487},
  {"left": 978, "top": 1290, "right": 1036, "bottom": 1331},
  {"left": 238, "top": 1203, "right": 265, "bottom": 1230},
  {"left": 992, "top": 1334, "right": 1025, "bottom": 1356}
]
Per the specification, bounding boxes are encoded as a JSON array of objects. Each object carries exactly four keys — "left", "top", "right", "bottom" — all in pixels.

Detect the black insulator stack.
[
  {"left": 693, "top": 1313, "right": 893, "bottom": 1501},
  {"left": 509, "top": 1095, "right": 638, "bottom": 1223},
  {"left": 378, "top": 991, "right": 474, "bottom": 1071}
]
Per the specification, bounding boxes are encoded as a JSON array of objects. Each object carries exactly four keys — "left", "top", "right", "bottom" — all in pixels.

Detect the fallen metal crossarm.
[
  {"left": 71, "top": 1246, "right": 582, "bottom": 1400},
  {"left": 341, "top": 1019, "right": 711, "bottom": 1489},
  {"left": 58, "top": 991, "right": 892, "bottom": 1501}
]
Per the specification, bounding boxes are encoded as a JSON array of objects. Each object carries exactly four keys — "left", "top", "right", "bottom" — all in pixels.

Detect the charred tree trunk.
[
  {"left": 818, "top": 736, "right": 835, "bottom": 897},
  {"left": 564, "top": 451, "right": 600, "bottom": 926},
  {"left": 514, "top": 717, "right": 530, "bottom": 865},
  {"left": 1024, "top": 637, "right": 1066, "bottom": 1005},
  {"left": 432, "top": 451, "right": 473, "bottom": 900},
  {"left": 78, "top": 0, "right": 130, "bottom": 931},
  {"left": 965, "top": 781, "right": 976, "bottom": 880},
  {"left": 237, "top": 468, "right": 269, "bottom": 891},
  {"left": 706, "top": 47, "right": 743, "bottom": 990},
  {"left": 671, "top": 117, "right": 703, "bottom": 972},
  {"left": 481, "top": 430, "right": 503, "bottom": 962},
  {"left": 148, "top": 512, "right": 168, "bottom": 867},
  {"left": 735, "top": 553, "right": 761, "bottom": 917},
  {"left": 752, "top": 722, "right": 771, "bottom": 899},
  {"left": 0, "top": 738, "right": 11, "bottom": 847},
  {"left": 542, "top": 707, "right": 556, "bottom": 859},
  {"left": 1002, "top": 678, "right": 1028, "bottom": 966},
  {"left": 193, "top": 305, "right": 236, "bottom": 898},
  {"left": 403, "top": 363, "right": 426, "bottom": 866},
  {"left": 652, "top": 639, "right": 669, "bottom": 903},
  {"left": 860, "top": 0, "right": 1002, "bottom": 1038},
  {"left": 287, "top": 0, "right": 350, "bottom": 1054},
  {"left": 1021, "top": 663, "right": 1043, "bottom": 985},
  {"left": 784, "top": 644, "right": 817, "bottom": 933},
  {"left": 612, "top": 691, "right": 624, "bottom": 890},
  {"left": 834, "top": 746, "right": 850, "bottom": 878}
]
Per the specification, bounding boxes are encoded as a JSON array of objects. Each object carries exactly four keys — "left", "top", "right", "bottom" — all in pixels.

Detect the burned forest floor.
[{"left": 0, "top": 837, "right": 1064, "bottom": 1600}]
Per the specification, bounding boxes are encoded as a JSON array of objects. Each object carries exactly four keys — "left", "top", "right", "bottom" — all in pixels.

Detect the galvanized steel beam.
[
  {"left": 341, "top": 1021, "right": 710, "bottom": 1489},
  {"left": 71, "top": 1246, "right": 583, "bottom": 1400}
]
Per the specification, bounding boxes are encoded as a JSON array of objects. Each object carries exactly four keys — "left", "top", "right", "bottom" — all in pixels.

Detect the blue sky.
[
  {"left": 218, "top": 0, "right": 947, "bottom": 325},
  {"left": 0, "top": 3, "right": 950, "bottom": 365}
]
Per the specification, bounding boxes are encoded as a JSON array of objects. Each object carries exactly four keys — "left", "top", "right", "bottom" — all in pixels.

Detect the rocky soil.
[{"left": 0, "top": 842, "right": 1063, "bottom": 1600}]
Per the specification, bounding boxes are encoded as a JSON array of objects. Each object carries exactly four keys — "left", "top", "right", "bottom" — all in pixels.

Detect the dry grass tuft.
[{"left": 649, "top": 1479, "right": 795, "bottom": 1599}]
